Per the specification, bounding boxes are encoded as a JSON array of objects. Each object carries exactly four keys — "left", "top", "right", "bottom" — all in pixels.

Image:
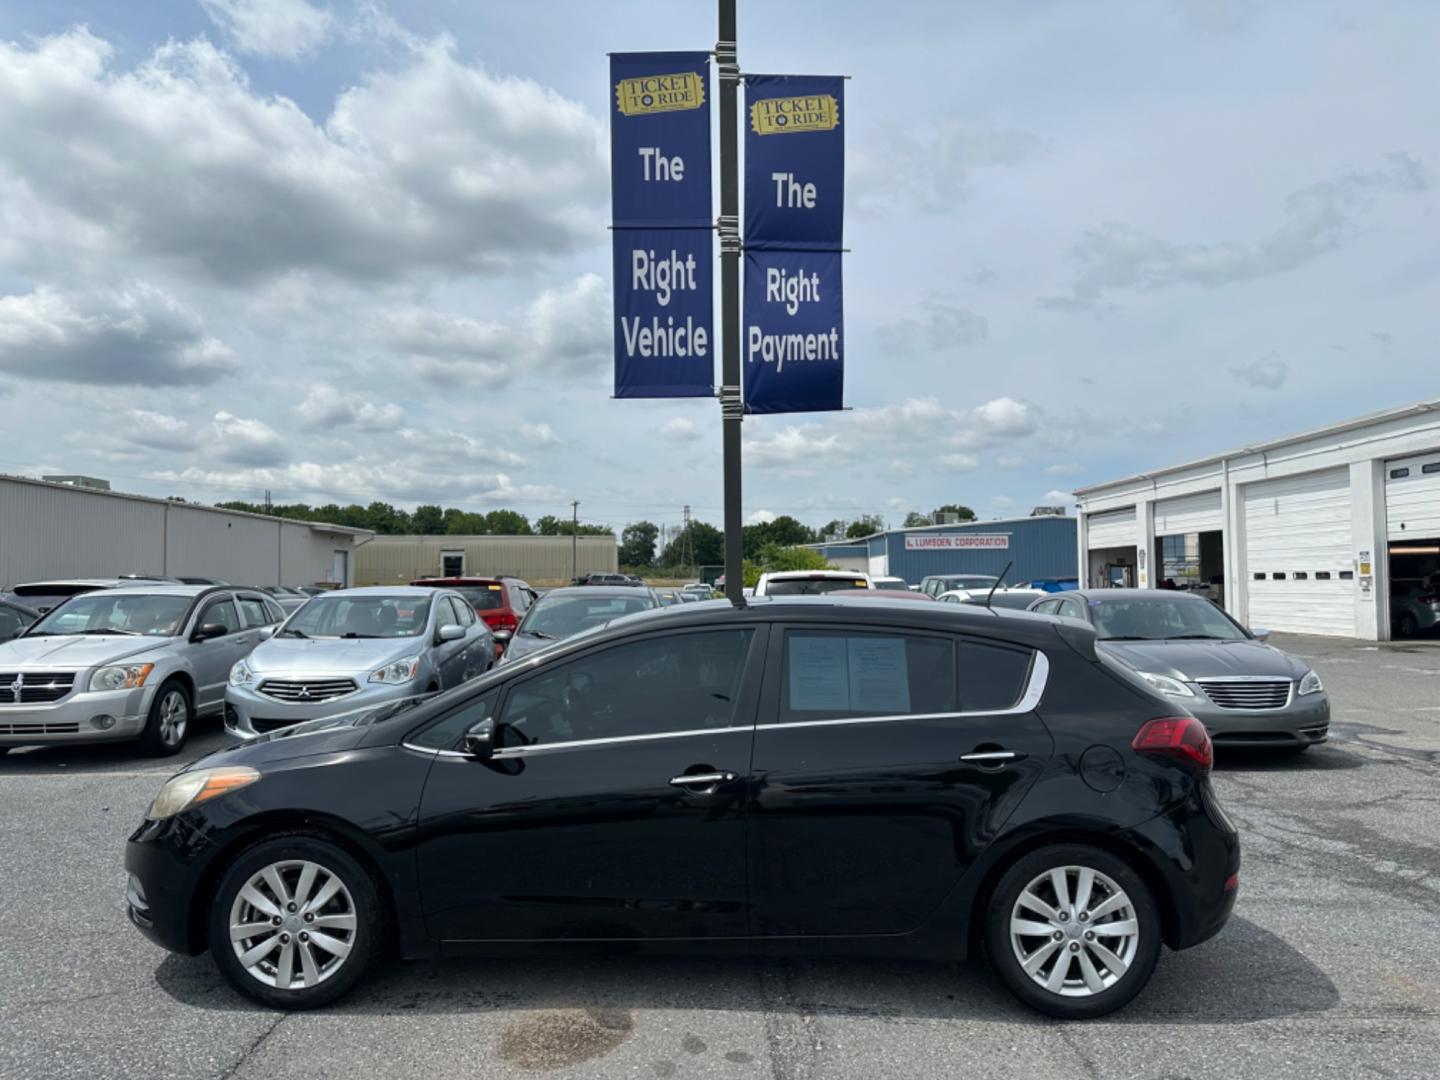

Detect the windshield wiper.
[
  {"left": 340, "top": 632, "right": 382, "bottom": 639},
  {"left": 72, "top": 628, "right": 141, "bottom": 636},
  {"left": 525, "top": 629, "right": 558, "bottom": 640},
  {"left": 276, "top": 628, "right": 310, "bottom": 639},
  {"left": 1098, "top": 635, "right": 1149, "bottom": 641},
  {"left": 1168, "top": 634, "right": 1226, "bottom": 640}
]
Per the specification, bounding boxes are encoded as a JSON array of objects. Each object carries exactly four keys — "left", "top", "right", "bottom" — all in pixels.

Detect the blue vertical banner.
[
  {"left": 743, "top": 74, "right": 845, "bottom": 413},
  {"left": 610, "top": 51, "right": 714, "bottom": 398},
  {"left": 743, "top": 75, "right": 844, "bottom": 249},
  {"left": 743, "top": 250, "right": 843, "bottom": 414}
]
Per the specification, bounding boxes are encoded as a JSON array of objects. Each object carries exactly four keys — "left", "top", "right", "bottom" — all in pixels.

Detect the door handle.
[
  {"left": 960, "top": 750, "right": 1018, "bottom": 764},
  {"left": 669, "top": 771, "right": 737, "bottom": 793}
]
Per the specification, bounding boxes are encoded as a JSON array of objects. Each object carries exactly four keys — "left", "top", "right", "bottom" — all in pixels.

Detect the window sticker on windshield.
[
  {"left": 788, "top": 635, "right": 851, "bottom": 711},
  {"left": 847, "top": 637, "right": 910, "bottom": 713}
]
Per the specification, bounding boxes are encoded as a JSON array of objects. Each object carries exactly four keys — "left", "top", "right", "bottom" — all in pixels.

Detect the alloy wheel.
[
  {"left": 228, "top": 859, "right": 358, "bottom": 990},
  {"left": 158, "top": 690, "right": 188, "bottom": 747},
  {"left": 1009, "top": 865, "right": 1140, "bottom": 998}
]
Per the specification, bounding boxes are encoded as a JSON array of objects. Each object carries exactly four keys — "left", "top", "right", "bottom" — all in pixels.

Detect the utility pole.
[
  {"left": 716, "top": 0, "right": 744, "bottom": 605},
  {"left": 682, "top": 504, "right": 694, "bottom": 576},
  {"left": 571, "top": 499, "right": 579, "bottom": 582}
]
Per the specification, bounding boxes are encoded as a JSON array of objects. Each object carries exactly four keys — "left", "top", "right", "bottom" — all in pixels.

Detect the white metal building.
[
  {"left": 354, "top": 534, "right": 619, "bottom": 586},
  {"left": 0, "top": 474, "right": 372, "bottom": 590},
  {"left": 1074, "top": 398, "right": 1440, "bottom": 640}
]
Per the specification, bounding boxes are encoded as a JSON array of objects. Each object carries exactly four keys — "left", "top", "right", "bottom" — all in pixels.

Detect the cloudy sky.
[{"left": 0, "top": 0, "right": 1435, "bottom": 534}]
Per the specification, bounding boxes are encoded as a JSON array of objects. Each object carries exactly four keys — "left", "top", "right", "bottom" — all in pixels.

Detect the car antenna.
[{"left": 985, "top": 562, "right": 1012, "bottom": 611}]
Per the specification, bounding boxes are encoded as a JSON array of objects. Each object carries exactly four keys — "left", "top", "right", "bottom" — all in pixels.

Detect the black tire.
[
  {"left": 1397, "top": 612, "right": 1419, "bottom": 638},
  {"left": 136, "top": 679, "right": 193, "bottom": 757},
  {"left": 209, "top": 835, "right": 380, "bottom": 1010},
  {"left": 984, "top": 843, "right": 1161, "bottom": 1019}
]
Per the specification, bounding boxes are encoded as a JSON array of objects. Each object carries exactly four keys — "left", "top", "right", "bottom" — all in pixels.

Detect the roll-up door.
[
  {"left": 1154, "top": 490, "right": 1222, "bottom": 536},
  {"left": 1385, "top": 450, "right": 1440, "bottom": 541},
  {"left": 1086, "top": 508, "right": 1136, "bottom": 549},
  {"left": 1243, "top": 468, "right": 1353, "bottom": 636}
]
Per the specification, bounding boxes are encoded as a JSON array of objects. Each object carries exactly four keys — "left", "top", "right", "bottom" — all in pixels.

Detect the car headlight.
[
  {"left": 229, "top": 659, "right": 256, "bottom": 687},
  {"left": 89, "top": 663, "right": 154, "bottom": 692},
  {"left": 145, "top": 766, "right": 260, "bottom": 821},
  {"left": 370, "top": 656, "right": 421, "bottom": 684},
  {"left": 1136, "top": 671, "right": 1195, "bottom": 698},
  {"left": 1298, "top": 670, "right": 1324, "bottom": 696}
]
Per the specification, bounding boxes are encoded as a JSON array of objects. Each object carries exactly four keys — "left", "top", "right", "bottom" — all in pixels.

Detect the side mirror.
[
  {"left": 492, "top": 629, "right": 513, "bottom": 645},
  {"left": 1250, "top": 627, "right": 1271, "bottom": 642},
  {"left": 463, "top": 716, "right": 496, "bottom": 759},
  {"left": 192, "top": 622, "right": 228, "bottom": 642},
  {"left": 258, "top": 625, "right": 276, "bottom": 641},
  {"left": 437, "top": 623, "right": 464, "bottom": 643}
]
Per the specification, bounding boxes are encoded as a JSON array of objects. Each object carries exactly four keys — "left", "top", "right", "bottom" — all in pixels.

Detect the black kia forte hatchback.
[{"left": 126, "top": 596, "right": 1239, "bottom": 1018}]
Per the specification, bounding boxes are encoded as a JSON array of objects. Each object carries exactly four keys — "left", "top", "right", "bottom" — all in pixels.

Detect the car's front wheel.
[
  {"left": 209, "top": 836, "right": 379, "bottom": 1009},
  {"left": 985, "top": 844, "right": 1161, "bottom": 1019},
  {"left": 137, "top": 680, "right": 192, "bottom": 757}
]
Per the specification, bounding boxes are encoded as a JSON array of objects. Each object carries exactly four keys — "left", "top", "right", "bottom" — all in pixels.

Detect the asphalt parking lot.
[{"left": 2, "top": 632, "right": 1438, "bottom": 1080}]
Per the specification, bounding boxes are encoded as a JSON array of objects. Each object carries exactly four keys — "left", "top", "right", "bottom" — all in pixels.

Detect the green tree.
[
  {"left": 818, "top": 519, "right": 846, "bottom": 540},
  {"left": 412, "top": 504, "right": 445, "bottom": 535},
  {"left": 661, "top": 521, "right": 724, "bottom": 568},
  {"left": 760, "top": 544, "right": 833, "bottom": 573},
  {"left": 932, "top": 504, "right": 976, "bottom": 522},
  {"left": 483, "top": 509, "right": 532, "bottom": 535},
  {"left": 845, "top": 514, "right": 885, "bottom": 539},
  {"left": 619, "top": 521, "right": 660, "bottom": 567},
  {"left": 903, "top": 511, "right": 932, "bottom": 528}
]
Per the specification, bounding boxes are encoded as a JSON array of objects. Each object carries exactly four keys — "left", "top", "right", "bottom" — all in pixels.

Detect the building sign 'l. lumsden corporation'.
[{"left": 904, "top": 534, "right": 1011, "bottom": 551}]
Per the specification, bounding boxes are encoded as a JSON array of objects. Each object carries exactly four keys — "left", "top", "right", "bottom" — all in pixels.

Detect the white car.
[
  {"left": 936, "top": 587, "right": 1049, "bottom": 611},
  {"left": 752, "top": 570, "right": 873, "bottom": 596}
]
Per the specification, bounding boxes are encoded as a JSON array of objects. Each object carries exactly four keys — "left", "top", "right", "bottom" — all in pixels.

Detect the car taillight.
[
  {"left": 1223, "top": 872, "right": 1239, "bottom": 892},
  {"left": 1421, "top": 593, "right": 1439, "bottom": 604},
  {"left": 1132, "top": 716, "right": 1213, "bottom": 770}
]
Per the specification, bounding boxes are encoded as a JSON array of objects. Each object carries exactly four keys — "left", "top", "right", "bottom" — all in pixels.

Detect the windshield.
[
  {"left": 942, "top": 575, "right": 998, "bottom": 591},
  {"left": 1089, "top": 597, "right": 1248, "bottom": 642},
  {"left": 28, "top": 592, "right": 192, "bottom": 637},
  {"left": 764, "top": 577, "right": 870, "bottom": 596},
  {"left": 520, "top": 593, "right": 654, "bottom": 639},
  {"left": 451, "top": 586, "right": 505, "bottom": 611},
  {"left": 282, "top": 595, "right": 432, "bottom": 638}
]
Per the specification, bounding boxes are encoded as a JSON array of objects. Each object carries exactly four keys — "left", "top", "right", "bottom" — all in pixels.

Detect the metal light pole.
[
  {"left": 716, "top": 0, "right": 744, "bottom": 605},
  {"left": 571, "top": 499, "right": 579, "bottom": 582}
]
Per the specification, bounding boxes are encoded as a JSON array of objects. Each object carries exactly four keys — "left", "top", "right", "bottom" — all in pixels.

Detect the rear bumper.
[{"left": 1130, "top": 786, "right": 1241, "bottom": 950}]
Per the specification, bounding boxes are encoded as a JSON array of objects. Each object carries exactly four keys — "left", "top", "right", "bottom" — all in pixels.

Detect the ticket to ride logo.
[
  {"left": 750, "top": 94, "right": 840, "bottom": 135},
  {"left": 616, "top": 72, "right": 706, "bottom": 116}
]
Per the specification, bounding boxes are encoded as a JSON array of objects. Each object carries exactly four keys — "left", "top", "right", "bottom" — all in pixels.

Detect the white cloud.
[
  {"left": 745, "top": 424, "right": 847, "bottom": 470},
  {"left": 1044, "top": 462, "right": 1084, "bottom": 476},
  {"left": 658, "top": 417, "right": 703, "bottom": 444},
  {"left": 210, "top": 410, "right": 286, "bottom": 466},
  {"left": 1044, "top": 489, "right": 1077, "bottom": 506},
  {"left": 526, "top": 273, "right": 609, "bottom": 376},
  {"left": 940, "top": 452, "right": 979, "bottom": 472},
  {"left": 1043, "top": 155, "right": 1431, "bottom": 309},
  {"left": 520, "top": 422, "right": 560, "bottom": 446},
  {"left": 126, "top": 409, "right": 199, "bottom": 451},
  {"left": 972, "top": 397, "right": 1036, "bottom": 437},
  {"left": 199, "top": 0, "right": 333, "bottom": 59},
  {"left": 0, "top": 30, "right": 606, "bottom": 286},
  {"left": 0, "top": 284, "right": 236, "bottom": 386},
  {"left": 996, "top": 454, "right": 1025, "bottom": 468},
  {"left": 878, "top": 298, "right": 988, "bottom": 352},
  {"left": 852, "top": 118, "right": 1041, "bottom": 214},
  {"left": 746, "top": 510, "right": 776, "bottom": 525},
  {"left": 296, "top": 383, "right": 405, "bottom": 430},
  {"left": 379, "top": 307, "right": 517, "bottom": 386},
  {"left": 1229, "top": 354, "right": 1288, "bottom": 389},
  {"left": 991, "top": 495, "right": 1016, "bottom": 509}
]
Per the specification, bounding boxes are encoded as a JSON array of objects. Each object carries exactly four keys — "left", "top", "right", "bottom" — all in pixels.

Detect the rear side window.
[
  {"left": 957, "top": 640, "right": 1034, "bottom": 712},
  {"left": 236, "top": 596, "right": 275, "bottom": 627},
  {"left": 781, "top": 630, "right": 957, "bottom": 719},
  {"left": 455, "top": 586, "right": 505, "bottom": 611}
]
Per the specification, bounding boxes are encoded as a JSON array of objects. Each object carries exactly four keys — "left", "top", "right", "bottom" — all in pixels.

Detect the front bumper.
[
  {"left": 0, "top": 683, "right": 152, "bottom": 745},
  {"left": 226, "top": 679, "right": 422, "bottom": 739},
  {"left": 1186, "top": 689, "right": 1330, "bottom": 748}
]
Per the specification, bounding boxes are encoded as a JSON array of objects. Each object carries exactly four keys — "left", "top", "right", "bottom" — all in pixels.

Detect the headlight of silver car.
[
  {"left": 369, "top": 656, "right": 421, "bottom": 684},
  {"left": 1298, "top": 669, "right": 1324, "bottom": 695},
  {"left": 229, "top": 659, "right": 256, "bottom": 687},
  {"left": 145, "top": 766, "right": 260, "bottom": 820},
  {"left": 89, "top": 663, "right": 155, "bottom": 692},
  {"left": 1136, "top": 671, "right": 1195, "bottom": 698}
]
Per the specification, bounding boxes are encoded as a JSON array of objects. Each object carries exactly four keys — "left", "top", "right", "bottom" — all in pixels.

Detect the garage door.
[
  {"left": 1086, "top": 508, "right": 1135, "bottom": 549},
  {"left": 1154, "top": 490, "right": 1222, "bottom": 536},
  {"left": 1243, "top": 468, "right": 1354, "bottom": 636},
  {"left": 1386, "top": 450, "right": 1440, "bottom": 540}
]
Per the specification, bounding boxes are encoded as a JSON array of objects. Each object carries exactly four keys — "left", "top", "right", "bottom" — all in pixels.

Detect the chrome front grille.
[
  {"left": 257, "top": 678, "right": 358, "bottom": 703},
  {"left": 1198, "top": 679, "right": 1292, "bottom": 710},
  {"left": 0, "top": 672, "right": 76, "bottom": 705}
]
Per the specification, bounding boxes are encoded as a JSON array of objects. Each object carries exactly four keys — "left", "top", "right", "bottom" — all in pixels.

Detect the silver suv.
[
  {"left": 225, "top": 586, "right": 496, "bottom": 740},
  {"left": 0, "top": 586, "right": 285, "bottom": 756}
]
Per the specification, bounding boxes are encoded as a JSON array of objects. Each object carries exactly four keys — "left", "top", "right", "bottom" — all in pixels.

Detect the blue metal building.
[{"left": 810, "top": 515, "right": 1077, "bottom": 587}]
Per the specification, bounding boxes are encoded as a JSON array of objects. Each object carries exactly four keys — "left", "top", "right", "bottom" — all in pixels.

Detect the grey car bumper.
[
  {"left": 225, "top": 680, "right": 424, "bottom": 739},
  {"left": 0, "top": 685, "right": 153, "bottom": 746},
  {"left": 1187, "top": 691, "right": 1330, "bottom": 748}
]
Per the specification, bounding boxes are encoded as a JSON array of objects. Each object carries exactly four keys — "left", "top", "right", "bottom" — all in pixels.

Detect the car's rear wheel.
[
  {"left": 985, "top": 844, "right": 1161, "bottom": 1019},
  {"left": 1396, "top": 611, "right": 1419, "bottom": 638},
  {"left": 208, "top": 837, "right": 379, "bottom": 1009},
  {"left": 136, "top": 680, "right": 192, "bottom": 757}
]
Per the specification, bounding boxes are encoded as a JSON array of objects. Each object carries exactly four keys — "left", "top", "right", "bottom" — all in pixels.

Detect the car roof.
[
  {"left": 322, "top": 586, "right": 448, "bottom": 597},
  {"left": 761, "top": 570, "right": 868, "bottom": 580},
  {"left": 540, "top": 585, "right": 654, "bottom": 597},
  {"left": 412, "top": 577, "right": 504, "bottom": 587},
  {"left": 15, "top": 578, "right": 132, "bottom": 590},
  {"left": 1068, "top": 588, "right": 1211, "bottom": 602}
]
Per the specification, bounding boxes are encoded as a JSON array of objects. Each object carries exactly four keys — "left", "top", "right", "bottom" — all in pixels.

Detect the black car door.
[
  {"left": 413, "top": 624, "right": 767, "bottom": 941},
  {"left": 748, "top": 622, "right": 1055, "bottom": 937}
]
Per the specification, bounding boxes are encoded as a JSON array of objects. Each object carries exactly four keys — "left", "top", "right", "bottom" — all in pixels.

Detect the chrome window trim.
[{"left": 405, "top": 723, "right": 753, "bottom": 759}]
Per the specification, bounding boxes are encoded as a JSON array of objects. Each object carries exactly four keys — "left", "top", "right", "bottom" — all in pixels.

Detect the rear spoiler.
[{"left": 1051, "top": 618, "right": 1099, "bottom": 662}]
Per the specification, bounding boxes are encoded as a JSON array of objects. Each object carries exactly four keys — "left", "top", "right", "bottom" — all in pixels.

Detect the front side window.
[
  {"left": 199, "top": 599, "right": 242, "bottom": 633},
  {"left": 499, "top": 629, "right": 754, "bottom": 746},
  {"left": 282, "top": 595, "right": 432, "bottom": 639},
  {"left": 780, "top": 630, "right": 957, "bottom": 720},
  {"left": 410, "top": 691, "right": 498, "bottom": 751},
  {"left": 28, "top": 592, "right": 194, "bottom": 637}
]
